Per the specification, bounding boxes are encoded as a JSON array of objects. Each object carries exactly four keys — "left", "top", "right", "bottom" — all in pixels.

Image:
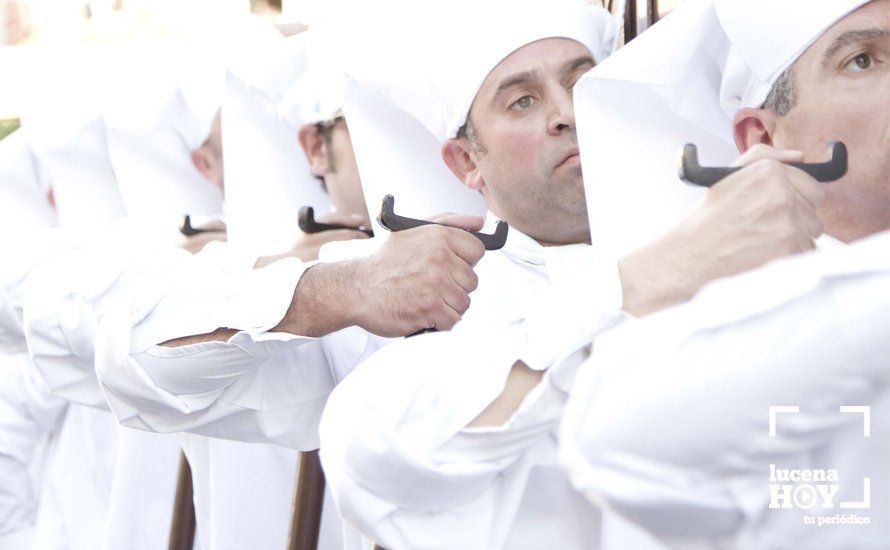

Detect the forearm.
[
  {"left": 619, "top": 228, "right": 711, "bottom": 317},
  {"left": 160, "top": 260, "right": 364, "bottom": 348},
  {"left": 272, "top": 262, "right": 363, "bottom": 337}
]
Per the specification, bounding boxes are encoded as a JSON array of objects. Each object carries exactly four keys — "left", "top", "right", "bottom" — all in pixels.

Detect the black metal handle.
[
  {"left": 680, "top": 141, "right": 848, "bottom": 188},
  {"left": 377, "top": 195, "right": 508, "bottom": 251},
  {"left": 179, "top": 215, "right": 225, "bottom": 237},
  {"left": 298, "top": 206, "right": 374, "bottom": 238}
]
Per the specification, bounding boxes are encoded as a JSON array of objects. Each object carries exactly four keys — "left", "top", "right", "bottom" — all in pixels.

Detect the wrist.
[
  {"left": 619, "top": 229, "right": 702, "bottom": 317},
  {"left": 277, "top": 262, "right": 359, "bottom": 337},
  {"left": 336, "top": 259, "right": 368, "bottom": 329}
]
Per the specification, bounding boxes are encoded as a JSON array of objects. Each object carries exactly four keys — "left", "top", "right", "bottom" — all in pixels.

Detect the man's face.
[
  {"left": 456, "top": 38, "right": 595, "bottom": 245},
  {"left": 323, "top": 120, "right": 369, "bottom": 225},
  {"left": 191, "top": 112, "right": 224, "bottom": 190},
  {"left": 300, "top": 118, "right": 370, "bottom": 227},
  {"left": 771, "top": 0, "right": 890, "bottom": 242}
]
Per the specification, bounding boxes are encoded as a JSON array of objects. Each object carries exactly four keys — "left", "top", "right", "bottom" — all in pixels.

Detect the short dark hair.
[
  {"left": 456, "top": 115, "right": 487, "bottom": 155},
  {"left": 762, "top": 67, "right": 796, "bottom": 116},
  {"left": 312, "top": 117, "right": 342, "bottom": 187}
]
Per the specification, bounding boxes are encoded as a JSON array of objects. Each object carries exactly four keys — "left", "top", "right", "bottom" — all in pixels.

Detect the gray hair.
[
  {"left": 456, "top": 116, "right": 488, "bottom": 155},
  {"left": 762, "top": 67, "right": 796, "bottom": 116}
]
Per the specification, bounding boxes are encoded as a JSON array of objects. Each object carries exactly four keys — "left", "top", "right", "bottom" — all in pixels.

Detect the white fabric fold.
[
  {"left": 223, "top": 31, "right": 333, "bottom": 256},
  {"left": 560, "top": 230, "right": 890, "bottom": 549},
  {"left": 320, "top": 226, "right": 625, "bottom": 549},
  {"left": 91, "top": 243, "right": 330, "bottom": 447},
  {"left": 0, "top": 353, "right": 66, "bottom": 546}
]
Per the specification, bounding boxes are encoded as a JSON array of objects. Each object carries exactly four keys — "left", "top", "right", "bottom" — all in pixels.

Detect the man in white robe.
[
  {"left": 314, "top": 2, "right": 651, "bottom": 549},
  {"left": 0, "top": 113, "right": 175, "bottom": 550},
  {"left": 0, "top": 128, "right": 61, "bottom": 549},
  {"left": 169, "top": 30, "right": 367, "bottom": 550},
  {"left": 18, "top": 59, "right": 227, "bottom": 549},
  {"left": 20, "top": 39, "right": 312, "bottom": 549},
  {"left": 557, "top": 0, "right": 890, "bottom": 547}
]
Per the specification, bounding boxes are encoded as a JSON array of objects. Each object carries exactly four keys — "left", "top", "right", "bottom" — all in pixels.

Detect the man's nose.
[{"left": 548, "top": 88, "right": 576, "bottom": 135}]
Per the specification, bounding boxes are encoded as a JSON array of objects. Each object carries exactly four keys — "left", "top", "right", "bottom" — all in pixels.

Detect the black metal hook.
[
  {"left": 180, "top": 215, "right": 225, "bottom": 237},
  {"left": 680, "top": 142, "right": 848, "bottom": 188},
  {"left": 298, "top": 206, "right": 374, "bottom": 237},
  {"left": 377, "top": 195, "right": 508, "bottom": 251}
]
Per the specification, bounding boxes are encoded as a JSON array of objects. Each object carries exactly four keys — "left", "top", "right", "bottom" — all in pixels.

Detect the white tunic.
[
  {"left": 319, "top": 228, "right": 628, "bottom": 550},
  {"left": 560, "top": 230, "right": 890, "bottom": 550},
  {"left": 1, "top": 232, "right": 120, "bottom": 550},
  {"left": 87, "top": 237, "right": 384, "bottom": 549},
  {"left": 0, "top": 352, "right": 65, "bottom": 549},
  {"left": 0, "top": 131, "right": 69, "bottom": 549},
  {"left": 17, "top": 224, "right": 184, "bottom": 550}
]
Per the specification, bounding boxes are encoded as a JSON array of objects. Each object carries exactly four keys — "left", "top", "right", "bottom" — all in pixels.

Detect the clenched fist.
[
  {"left": 276, "top": 213, "right": 486, "bottom": 337},
  {"left": 621, "top": 145, "right": 826, "bottom": 316}
]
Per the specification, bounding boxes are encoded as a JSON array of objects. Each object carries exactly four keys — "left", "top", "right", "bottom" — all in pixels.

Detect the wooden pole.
[
  {"left": 624, "top": 0, "right": 639, "bottom": 43},
  {"left": 168, "top": 452, "right": 197, "bottom": 550},
  {"left": 287, "top": 450, "right": 327, "bottom": 550},
  {"left": 647, "top": 0, "right": 660, "bottom": 27}
]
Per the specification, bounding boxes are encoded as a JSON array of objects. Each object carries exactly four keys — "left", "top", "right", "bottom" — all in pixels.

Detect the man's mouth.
[{"left": 556, "top": 148, "right": 581, "bottom": 168}]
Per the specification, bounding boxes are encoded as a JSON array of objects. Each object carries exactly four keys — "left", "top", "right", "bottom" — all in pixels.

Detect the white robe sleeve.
[
  {"left": 559, "top": 230, "right": 890, "bottom": 549},
  {"left": 0, "top": 229, "right": 69, "bottom": 356},
  {"left": 319, "top": 331, "right": 514, "bottom": 549},
  {"left": 78, "top": 236, "right": 342, "bottom": 448},
  {"left": 22, "top": 224, "right": 199, "bottom": 409},
  {"left": 0, "top": 353, "right": 67, "bottom": 546}
]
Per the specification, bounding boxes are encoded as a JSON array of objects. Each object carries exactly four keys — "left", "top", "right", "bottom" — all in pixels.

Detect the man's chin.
[
  {"left": 550, "top": 171, "right": 585, "bottom": 192},
  {"left": 558, "top": 166, "right": 584, "bottom": 182}
]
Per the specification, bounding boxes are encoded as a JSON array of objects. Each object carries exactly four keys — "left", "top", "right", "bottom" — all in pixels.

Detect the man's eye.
[
  {"left": 510, "top": 96, "right": 535, "bottom": 110},
  {"left": 845, "top": 52, "right": 875, "bottom": 72}
]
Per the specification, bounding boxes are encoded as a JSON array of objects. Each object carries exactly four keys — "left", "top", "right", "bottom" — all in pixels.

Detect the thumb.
[{"left": 427, "top": 213, "right": 485, "bottom": 232}]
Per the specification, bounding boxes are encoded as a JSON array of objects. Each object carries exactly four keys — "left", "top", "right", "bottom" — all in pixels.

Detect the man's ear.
[
  {"left": 442, "top": 138, "right": 485, "bottom": 191},
  {"left": 190, "top": 148, "right": 212, "bottom": 179},
  {"left": 732, "top": 107, "right": 777, "bottom": 154},
  {"left": 298, "top": 124, "right": 330, "bottom": 176}
]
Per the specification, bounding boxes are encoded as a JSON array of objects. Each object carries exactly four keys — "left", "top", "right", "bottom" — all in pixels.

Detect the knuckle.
[
  {"left": 468, "top": 270, "right": 479, "bottom": 291},
  {"left": 428, "top": 248, "right": 450, "bottom": 266},
  {"left": 764, "top": 185, "right": 794, "bottom": 211},
  {"left": 472, "top": 239, "right": 485, "bottom": 258},
  {"left": 774, "top": 189, "right": 795, "bottom": 210},
  {"left": 418, "top": 294, "right": 436, "bottom": 314},
  {"left": 427, "top": 271, "right": 446, "bottom": 287}
]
